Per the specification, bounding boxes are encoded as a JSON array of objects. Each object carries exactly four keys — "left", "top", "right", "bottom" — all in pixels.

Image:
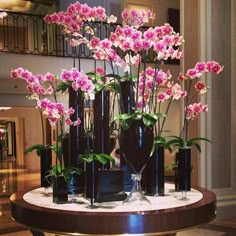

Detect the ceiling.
[{"left": 0, "top": 0, "right": 58, "bottom": 15}]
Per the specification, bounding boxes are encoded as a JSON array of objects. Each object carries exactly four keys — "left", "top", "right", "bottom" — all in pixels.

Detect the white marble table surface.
[{"left": 23, "top": 183, "right": 203, "bottom": 213}]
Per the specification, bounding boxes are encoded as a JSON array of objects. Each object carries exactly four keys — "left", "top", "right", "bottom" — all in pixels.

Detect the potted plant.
[
  {"left": 11, "top": 67, "right": 94, "bottom": 203},
  {"left": 165, "top": 61, "right": 223, "bottom": 195}
]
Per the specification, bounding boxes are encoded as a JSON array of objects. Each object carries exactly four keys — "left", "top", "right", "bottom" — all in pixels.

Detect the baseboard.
[{"left": 214, "top": 190, "right": 236, "bottom": 219}]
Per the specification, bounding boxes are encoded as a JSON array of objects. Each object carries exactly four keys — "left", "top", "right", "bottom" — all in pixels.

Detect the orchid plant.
[
  {"left": 43, "top": 1, "right": 224, "bottom": 154},
  {"left": 10, "top": 67, "right": 93, "bottom": 177},
  {"left": 10, "top": 1, "right": 224, "bottom": 178},
  {"left": 166, "top": 61, "right": 223, "bottom": 152},
  {"left": 10, "top": 65, "right": 114, "bottom": 176}
]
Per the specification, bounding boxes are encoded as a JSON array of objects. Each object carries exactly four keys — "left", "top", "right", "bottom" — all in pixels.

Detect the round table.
[{"left": 10, "top": 184, "right": 216, "bottom": 235}]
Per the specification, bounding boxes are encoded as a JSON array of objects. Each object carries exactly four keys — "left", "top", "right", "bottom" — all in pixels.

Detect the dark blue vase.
[
  {"left": 119, "top": 120, "right": 154, "bottom": 173},
  {"left": 40, "top": 147, "right": 52, "bottom": 188},
  {"left": 52, "top": 175, "right": 68, "bottom": 204},
  {"left": 144, "top": 145, "right": 165, "bottom": 196},
  {"left": 175, "top": 148, "right": 191, "bottom": 191}
]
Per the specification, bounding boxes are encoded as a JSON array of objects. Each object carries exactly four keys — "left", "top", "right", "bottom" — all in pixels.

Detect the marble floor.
[{"left": 0, "top": 163, "right": 236, "bottom": 235}]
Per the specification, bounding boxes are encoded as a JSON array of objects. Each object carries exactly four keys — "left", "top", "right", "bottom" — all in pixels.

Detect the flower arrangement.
[
  {"left": 44, "top": 2, "right": 185, "bottom": 138},
  {"left": 43, "top": 1, "right": 224, "bottom": 153},
  {"left": 10, "top": 67, "right": 94, "bottom": 178},
  {"left": 167, "top": 61, "right": 223, "bottom": 151},
  {"left": 10, "top": 65, "right": 115, "bottom": 179},
  {"left": 11, "top": 1, "right": 224, "bottom": 185}
]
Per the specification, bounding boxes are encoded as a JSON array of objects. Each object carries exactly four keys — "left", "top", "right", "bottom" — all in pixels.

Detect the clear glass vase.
[{"left": 122, "top": 173, "right": 151, "bottom": 206}]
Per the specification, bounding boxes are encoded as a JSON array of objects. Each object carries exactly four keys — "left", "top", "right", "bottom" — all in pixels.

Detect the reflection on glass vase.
[{"left": 123, "top": 173, "right": 150, "bottom": 206}]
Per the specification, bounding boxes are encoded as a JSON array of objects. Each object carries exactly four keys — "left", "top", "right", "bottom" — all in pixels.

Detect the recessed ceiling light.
[{"left": 0, "top": 107, "right": 11, "bottom": 110}]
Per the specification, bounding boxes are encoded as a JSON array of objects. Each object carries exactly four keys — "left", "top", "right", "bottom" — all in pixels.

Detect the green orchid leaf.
[
  {"left": 36, "top": 149, "right": 42, "bottom": 156},
  {"left": 95, "top": 154, "right": 107, "bottom": 165},
  {"left": 156, "top": 136, "right": 173, "bottom": 152},
  {"left": 165, "top": 163, "right": 178, "bottom": 170},
  {"left": 101, "top": 74, "right": 122, "bottom": 81},
  {"left": 99, "top": 153, "right": 115, "bottom": 164},
  {"left": 24, "top": 144, "right": 46, "bottom": 156},
  {"left": 166, "top": 136, "right": 211, "bottom": 153},
  {"left": 51, "top": 164, "right": 62, "bottom": 175},
  {"left": 80, "top": 153, "right": 115, "bottom": 165},
  {"left": 155, "top": 112, "right": 167, "bottom": 118},
  {"left": 86, "top": 72, "right": 96, "bottom": 76},
  {"left": 121, "top": 118, "right": 133, "bottom": 130},
  {"left": 186, "top": 137, "right": 211, "bottom": 152},
  {"left": 81, "top": 154, "right": 94, "bottom": 163},
  {"left": 151, "top": 136, "right": 173, "bottom": 154},
  {"left": 114, "top": 113, "right": 134, "bottom": 120},
  {"left": 56, "top": 81, "right": 72, "bottom": 93},
  {"left": 187, "top": 137, "right": 211, "bottom": 144},
  {"left": 130, "top": 75, "right": 138, "bottom": 81},
  {"left": 106, "top": 82, "right": 120, "bottom": 93},
  {"left": 63, "top": 166, "right": 82, "bottom": 175},
  {"left": 142, "top": 113, "right": 158, "bottom": 126},
  {"left": 154, "top": 136, "right": 167, "bottom": 144},
  {"left": 166, "top": 136, "right": 185, "bottom": 148},
  {"left": 95, "top": 83, "right": 105, "bottom": 93},
  {"left": 191, "top": 142, "right": 202, "bottom": 152},
  {"left": 62, "top": 166, "right": 82, "bottom": 182},
  {"left": 50, "top": 145, "right": 63, "bottom": 162},
  {"left": 142, "top": 116, "right": 155, "bottom": 126}
]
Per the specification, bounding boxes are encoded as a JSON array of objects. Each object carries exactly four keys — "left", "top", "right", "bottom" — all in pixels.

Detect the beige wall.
[
  {"left": 181, "top": 0, "right": 200, "bottom": 186},
  {"left": 0, "top": 108, "right": 42, "bottom": 171},
  {"left": 211, "top": 0, "right": 231, "bottom": 189}
]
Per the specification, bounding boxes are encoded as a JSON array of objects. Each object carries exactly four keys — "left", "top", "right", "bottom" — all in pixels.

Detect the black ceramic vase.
[
  {"left": 85, "top": 161, "right": 99, "bottom": 201},
  {"left": 40, "top": 147, "right": 52, "bottom": 188},
  {"left": 119, "top": 120, "right": 154, "bottom": 206},
  {"left": 68, "top": 88, "right": 85, "bottom": 194},
  {"left": 93, "top": 90, "right": 110, "bottom": 169},
  {"left": 120, "top": 81, "right": 134, "bottom": 114},
  {"left": 119, "top": 120, "right": 154, "bottom": 174},
  {"left": 175, "top": 148, "right": 191, "bottom": 191},
  {"left": 52, "top": 175, "right": 68, "bottom": 204},
  {"left": 144, "top": 145, "right": 165, "bottom": 196}
]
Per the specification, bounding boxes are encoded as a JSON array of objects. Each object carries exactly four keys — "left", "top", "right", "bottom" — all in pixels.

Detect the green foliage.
[
  {"left": 46, "top": 165, "right": 82, "bottom": 184},
  {"left": 150, "top": 136, "right": 172, "bottom": 156},
  {"left": 88, "top": 72, "right": 122, "bottom": 94},
  {"left": 50, "top": 143, "right": 63, "bottom": 162},
  {"left": 24, "top": 144, "right": 48, "bottom": 156},
  {"left": 81, "top": 153, "right": 115, "bottom": 165},
  {"left": 165, "top": 162, "right": 178, "bottom": 171},
  {"left": 166, "top": 135, "right": 211, "bottom": 153},
  {"left": 56, "top": 81, "right": 72, "bottom": 93},
  {"left": 114, "top": 111, "right": 166, "bottom": 130}
]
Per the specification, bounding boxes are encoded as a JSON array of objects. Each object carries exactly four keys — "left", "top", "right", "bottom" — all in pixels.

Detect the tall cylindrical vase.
[
  {"left": 85, "top": 90, "right": 110, "bottom": 203},
  {"left": 85, "top": 161, "right": 99, "bottom": 200},
  {"left": 144, "top": 145, "right": 165, "bottom": 196},
  {"left": 120, "top": 80, "right": 133, "bottom": 114},
  {"left": 40, "top": 147, "right": 52, "bottom": 188},
  {"left": 93, "top": 90, "right": 110, "bottom": 169},
  {"left": 175, "top": 148, "right": 191, "bottom": 191},
  {"left": 62, "top": 133, "right": 77, "bottom": 196},
  {"left": 68, "top": 88, "right": 85, "bottom": 193},
  {"left": 119, "top": 80, "right": 134, "bottom": 191}
]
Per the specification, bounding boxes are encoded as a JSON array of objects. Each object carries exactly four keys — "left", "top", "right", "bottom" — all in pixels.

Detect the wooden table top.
[{"left": 10, "top": 185, "right": 216, "bottom": 235}]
